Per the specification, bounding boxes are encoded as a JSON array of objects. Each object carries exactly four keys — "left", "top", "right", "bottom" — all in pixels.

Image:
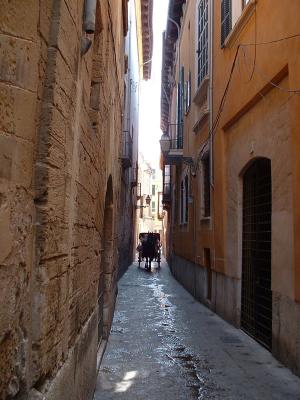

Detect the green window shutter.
[{"left": 221, "top": 0, "right": 232, "bottom": 46}]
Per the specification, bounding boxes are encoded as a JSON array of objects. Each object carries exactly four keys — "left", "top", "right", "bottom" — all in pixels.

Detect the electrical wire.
[
  {"left": 241, "top": 32, "right": 300, "bottom": 47},
  {"left": 241, "top": 46, "right": 300, "bottom": 94},
  {"left": 245, "top": 1, "right": 256, "bottom": 82},
  {"left": 189, "top": 29, "right": 300, "bottom": 174}
]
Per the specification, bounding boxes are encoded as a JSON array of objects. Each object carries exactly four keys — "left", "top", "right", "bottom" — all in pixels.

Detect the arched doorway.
[
  {"left": 241, "top": 158, "right": 272, "bottom": 349},
  {"left": 98, "top": 177, "right": 114, "bottom": 343}
]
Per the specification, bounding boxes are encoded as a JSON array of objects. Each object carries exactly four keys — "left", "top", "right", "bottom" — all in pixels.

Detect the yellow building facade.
[{"left": 161, "top": 0, "right": 300, "bottom": 375}]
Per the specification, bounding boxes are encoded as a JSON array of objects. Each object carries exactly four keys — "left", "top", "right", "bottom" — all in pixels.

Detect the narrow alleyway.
[{"left": 94, "top": 261, "right": 300, "bottom": 399}]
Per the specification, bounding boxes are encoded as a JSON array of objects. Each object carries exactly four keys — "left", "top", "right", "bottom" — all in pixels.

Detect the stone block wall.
[{"left": 0, "top": 1, "right": 127, "bottom": 398}]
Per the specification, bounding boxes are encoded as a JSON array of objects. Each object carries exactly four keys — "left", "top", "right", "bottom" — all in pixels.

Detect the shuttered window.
[
  {"left": 221, "top": 0, "right": 232, "bottom": 46},
  {"left": 176, "top": 66, "right": 184, "bottom": 149},
  {"left": 185, "top": 71, "right": 191, "bottom": 114}
]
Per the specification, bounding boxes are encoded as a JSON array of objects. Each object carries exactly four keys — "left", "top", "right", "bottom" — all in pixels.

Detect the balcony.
[
  {"left": 162, "top": 182, "right": 171, "bottom": 205},
  {"left": 120, "top": 130, "right": 133, "bottom": 169},
  {"left": 160, "top": 123, "right": 183, "bottom": 165}
]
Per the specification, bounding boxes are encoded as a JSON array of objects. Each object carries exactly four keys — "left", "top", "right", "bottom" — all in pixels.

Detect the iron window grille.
[
  {"left": 241, "top": 158, "right": 272, "bottom": 350},
  {"left": 197, "top": 0, "right": 209, "bottom": 87}
]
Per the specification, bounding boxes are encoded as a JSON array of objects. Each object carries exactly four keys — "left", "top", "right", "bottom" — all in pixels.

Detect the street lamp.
[
  {"left": 159, "top": 132, "right": 171, "bottom": 155},
  {"left": 135, "top": 194, "right": 151, "bottom": 209}
]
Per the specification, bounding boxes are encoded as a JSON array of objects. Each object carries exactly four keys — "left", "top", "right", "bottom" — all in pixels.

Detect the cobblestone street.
[{"left": 94, "top": 261, "right": 300, "bottom": 400}]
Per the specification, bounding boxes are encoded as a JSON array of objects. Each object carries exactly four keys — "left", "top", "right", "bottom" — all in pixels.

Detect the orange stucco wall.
[
  {"left": 213, "top": 0, "right": 300, "bottom": 301},
  {"left": 170, "top": 0, "right": 300, "bottom": 302}
]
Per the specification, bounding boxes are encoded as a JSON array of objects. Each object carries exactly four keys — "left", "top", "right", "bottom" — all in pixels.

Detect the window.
[
  {"left": 185, "top": 71, "right": 191, "bottom": 114},
  {"left": 152, "top": 169, "right": 156, "bottom": 179},
  {"left": 151, "top": 201, "right": 156, "bottom": 213},
  {"left": 197, "top": 0, "right": 209, "bottom": 87},
  {"left": 180, "top": 174, "right": 189, "bottom": 224},
  {"left": 201, "top": 153, "right": 211, "bottom": 217},
  {"left": 184, "top": 175, "right": 189, "bottom": 222},
  {"left": 221, "top": 0, "right": 232, "bottom": 46},
  {"left": 152, "top": 185, "right": 156, "bottom": 196}
]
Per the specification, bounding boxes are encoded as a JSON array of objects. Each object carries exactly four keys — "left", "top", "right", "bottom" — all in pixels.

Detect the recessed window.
[
  {"left": 152, "top": 184, "right": 156, "bottom": 196},
  {"left": 180, "top": 174, "right": 189, "bottom": 224},
  {"left": 201, "top": 153, "right": 211, "bottom": 218}
]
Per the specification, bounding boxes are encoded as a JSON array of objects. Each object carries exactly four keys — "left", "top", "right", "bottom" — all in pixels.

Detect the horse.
[{"left": 141, "top": 233, "right": 156, "bottom": 270}]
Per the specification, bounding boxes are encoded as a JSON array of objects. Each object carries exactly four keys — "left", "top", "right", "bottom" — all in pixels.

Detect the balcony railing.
[
  {"left": 162, "top": 123, "right": 184, "bottom": 165},
  {"left": 131, "top": 167, "right": 138, "bottom": 187},
  {"left": 168, "top": 123, "right": 183, "bottom": 150},
  {"left": 162, "top": 183, "right": 171, "bottom": 204},
  {"left": 121, "top": 130, "right": 133, "bottom": 168}
]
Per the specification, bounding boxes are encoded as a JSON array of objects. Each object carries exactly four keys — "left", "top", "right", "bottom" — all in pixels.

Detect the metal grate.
[{"left": 241, "top": 158, "right": 272, "bottom": 350}]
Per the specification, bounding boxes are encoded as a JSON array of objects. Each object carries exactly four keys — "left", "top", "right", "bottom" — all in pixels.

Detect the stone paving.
[{"left": 94, "top": 260, "right": 300, "bottom": 400}]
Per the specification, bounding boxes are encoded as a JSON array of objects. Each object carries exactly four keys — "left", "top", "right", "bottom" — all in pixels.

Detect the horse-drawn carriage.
[{"left": 137, "top": 232, "right": 161, "bottom": 270}]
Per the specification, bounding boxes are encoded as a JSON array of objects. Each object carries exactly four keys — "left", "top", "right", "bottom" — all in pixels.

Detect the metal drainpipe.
[
  {"left": 209, "top": 0, "right": 217, "bottom": 309},
  {"left": 84, "top": 0, "right": 97, "bottom": 33}
]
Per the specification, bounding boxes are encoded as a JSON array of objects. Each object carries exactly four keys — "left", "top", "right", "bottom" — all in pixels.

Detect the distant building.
[
  {"left": 136, "top": 153, "right": 164, "bottom": 249},
  {"left": 118, "top": 0, "right": 153, "bottom": 278},
  {"left": 161, "top": 0, "right": 300, "bottom": 376}
]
